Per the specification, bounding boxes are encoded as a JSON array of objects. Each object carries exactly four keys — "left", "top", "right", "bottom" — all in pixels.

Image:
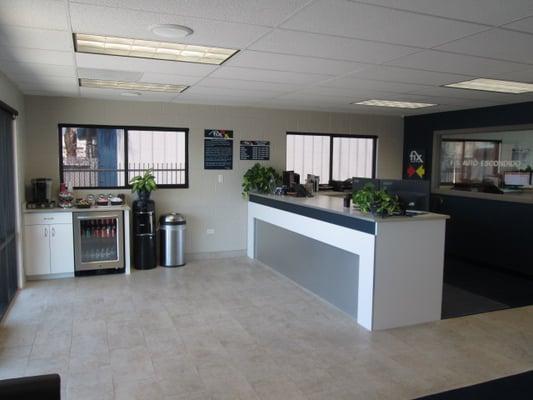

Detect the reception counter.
[{"left": 247, "top": 193, "right": 449, "bottom": 330}]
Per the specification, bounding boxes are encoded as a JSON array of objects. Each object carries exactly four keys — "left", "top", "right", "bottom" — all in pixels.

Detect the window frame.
[
  {"left": 286, "top": 131, "right": 378, "bottom": 182},
  {"left": 439, "top": 138, "right": 501, "bottom": 185},
  {"left": 58, "top": 123, "right": 189, "bottom": 189}
]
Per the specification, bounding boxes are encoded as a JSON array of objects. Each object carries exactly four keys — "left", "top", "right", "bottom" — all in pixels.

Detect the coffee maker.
[{"left": 27, "top": 178, "right": 54, "bottom": 208}]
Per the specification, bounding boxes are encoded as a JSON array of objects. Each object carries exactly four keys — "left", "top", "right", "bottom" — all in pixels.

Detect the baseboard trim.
[{"left": 186, "top": 249, "right": 246, "bottom": 261}]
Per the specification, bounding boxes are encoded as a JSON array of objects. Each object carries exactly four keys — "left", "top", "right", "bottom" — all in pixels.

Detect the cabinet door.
[
  {"left": 23, "top": 225, "right": 51, "bottom": 276},
  {"left": 50, "top": 224, "right": 74, "bottom": 274}
]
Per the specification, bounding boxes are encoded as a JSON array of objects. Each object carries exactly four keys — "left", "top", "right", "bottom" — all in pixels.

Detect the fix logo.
[
  {"left": 407, "top": 149, "right": 426, "bottom": 179},
  {"left": 409, "top": 150, "right": 424, "bottom": 164}
]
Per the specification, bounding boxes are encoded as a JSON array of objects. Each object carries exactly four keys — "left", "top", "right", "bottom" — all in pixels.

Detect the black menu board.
[
  {"left": 204, "top": 129, "right": 233, "bottom": 170},
  {"left": 240, "top": 140, "right": 270, "bottom": 160}
]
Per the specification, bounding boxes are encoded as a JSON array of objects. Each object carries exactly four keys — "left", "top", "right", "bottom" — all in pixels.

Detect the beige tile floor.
[{"left": 0, "top": 257, "right": 532, "bottom": 400}]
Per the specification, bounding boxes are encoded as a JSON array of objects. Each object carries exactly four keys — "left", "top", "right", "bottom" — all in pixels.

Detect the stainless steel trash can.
[{"left": 159, "top": 213, "right": 186, "bottom": 267}]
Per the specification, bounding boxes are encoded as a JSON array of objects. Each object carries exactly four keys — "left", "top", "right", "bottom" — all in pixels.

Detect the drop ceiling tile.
[
  {"left": 75, "top": 53, "right": 216, "bottom": 76},
  {"left": 491, "top": 67, "right": 533, "bottom": 82},
  {"left": 436, "top": 28, "right": 533, "bottom": 65},
  {"left": 0, "top": 61, "right": 76, "bottom": 77},
  {"left": 139, "top": 72, "right": 203, "bottom": 85},
  {"left": 0, "top": 0, "right": 69, "bottom": 30},
  {"left": 503, "top": 16, "right": 533, "bottom": 34},
  {"left": 77, "top": 68, "right": 143, "bottom": 81},
  {"left": 282, "top": 0, "right": 488, "bottom": 48},
  {"left": 226, "top": 50, "right": 368, "bottom": 75},
  {"left": 0, "top": 47, "right": 74, "bottom": 66},
  {"left": 325, "top": 76, "right": 431, "bottom": 94},
  {"left": 209, "top": 66, "right": 332, "bottom": 85},
  {"left": 15, "top": 75, "right": 78, "bottom": 86},
  {"left": 387, "top": 50, "right": 530, "bottom": 76},
  {"left": 346, "top": 65, "right": 474, "bottom": 86},
  {"left": 285, "top": 85, "right": 364, "bottom": 99},
  {"left": 0, "top": 27, "right": 73, "bottom": 51},
  {"left": 355, "top": 0, "right": 533, "bottom": 26},
  {"left": 17, "top": 79, "right": 78, "bottom": 94},
  {"left": 173, "top": 94, "right": 259, "bottom": 107},
  {"left": 185, "top": 86, "right": 281, "bottom": 100},
  {"left": 69, "top": 3, "right": 269, "bottom": 49},
  {"left": 197, "top": 77, "right": 300, "bottom": 93},
  {"left": 272, "top": 92, "right": 367, "bottom": 105},
  {"left": 23, "top": 90, "right": 79, "bottom": 98},
  {"left": 250, "top": 29, "right": 420, "bottom": 64},
  {"left": 70, "top": 0, "right": 310, "bottom": 27}
]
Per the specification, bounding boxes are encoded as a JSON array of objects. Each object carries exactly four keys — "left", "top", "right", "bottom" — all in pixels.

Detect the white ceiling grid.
[{"left": 0, "top": 0, "right": 532, "bottom": 114}]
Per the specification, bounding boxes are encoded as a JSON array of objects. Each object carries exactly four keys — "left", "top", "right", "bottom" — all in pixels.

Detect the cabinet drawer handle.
[
  {"left": 51, "top": 227, "right": 56, "bottom": 237},
  {"left": 44, "top": 227, "right": 48, "bottom": 237},
  {"left": 43, "top": 217, "right": 54, "bottom": 220}
]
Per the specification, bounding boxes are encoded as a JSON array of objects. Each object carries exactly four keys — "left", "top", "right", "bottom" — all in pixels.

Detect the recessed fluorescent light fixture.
[
  {"left": 444, "top": 78, "right": 533, "bottom": 94},
  {"left": 79, "top": 78, "right": 188, "bottom": 93},
  {"left": 74, "top": 33, "right": 238, "bottom": 65},
  {"left": 353, "top": 99, "right": 436, "bottom": 109}
]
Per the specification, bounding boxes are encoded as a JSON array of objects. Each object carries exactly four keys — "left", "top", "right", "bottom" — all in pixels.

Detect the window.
[
  {"left": 440, "top": 139, "right": 500, "bottom": 185},
  {"left": 286, "top": 132, "right": 376, "bottom": 182},
  {"left": 332, "top": 136, "right": 374, "bottom": 180},
  {"left": 59, "top": 124, "right": 188, "bottom": 189}
]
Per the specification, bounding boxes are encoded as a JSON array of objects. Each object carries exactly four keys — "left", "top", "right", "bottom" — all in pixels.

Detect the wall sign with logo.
[
  {"left": 204, "top": 129, "right": 233, "bottom": 170},
  {"left": 240, "top": 140, "right": 270, "bottom": 161},
  {"left": 406, "top": 149, "right": 426, "bottom": 179}
]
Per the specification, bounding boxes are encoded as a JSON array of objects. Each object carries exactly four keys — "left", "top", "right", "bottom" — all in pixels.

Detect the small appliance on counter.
[
  {"left": 133, "top": 199, "right": 157, "bottom": 269},
  {"left": 27, "top": 178, "right": 55, "bottom": 209}
]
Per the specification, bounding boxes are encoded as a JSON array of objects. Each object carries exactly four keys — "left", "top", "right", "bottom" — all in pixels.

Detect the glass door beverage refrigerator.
[{"left": 73, "top": 211, "right": 124, "bottom": 275}]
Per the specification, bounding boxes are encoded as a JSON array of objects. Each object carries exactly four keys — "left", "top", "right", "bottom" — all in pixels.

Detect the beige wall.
[{"left": 24, "top": 96, "right": 403, "bottom": 255}]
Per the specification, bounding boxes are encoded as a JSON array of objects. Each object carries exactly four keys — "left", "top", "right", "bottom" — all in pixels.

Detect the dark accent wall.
[
  {"left": 403, "top": 101, "right": 533, "bottom": 277},
  {"left": 403, "top": 101, "right": 533, "bottom": 180}
]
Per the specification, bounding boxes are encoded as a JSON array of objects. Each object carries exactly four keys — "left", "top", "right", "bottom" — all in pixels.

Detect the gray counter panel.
[{"left": 255, "top": 220, "right": 359, "bottom": 318}]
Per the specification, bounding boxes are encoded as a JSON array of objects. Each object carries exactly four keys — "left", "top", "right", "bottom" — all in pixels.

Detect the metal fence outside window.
[{"left": 63, "top": 162, "right": 186, "bottom": 188}]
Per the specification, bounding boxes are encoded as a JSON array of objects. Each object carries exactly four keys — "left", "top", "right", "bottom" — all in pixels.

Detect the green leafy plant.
[
  {"left": 242, "top": 163, "right": 281, "bottom": 197},
  {"left": 352, "top": 183, "right": 401, "bottom": 217},
  {"left": 129, "top": 169, "right": 157, "bottom": 194}
]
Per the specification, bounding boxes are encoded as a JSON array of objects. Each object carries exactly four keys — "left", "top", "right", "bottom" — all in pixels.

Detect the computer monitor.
[
  {"left": 352, "top": 177, "right": 380, "bottom": 192},
  {"left": 503, "top": 172, "right": 530, "bottom": 187},
  {"left": 380, "top": 179, "right": 431, "bottom": 211}
]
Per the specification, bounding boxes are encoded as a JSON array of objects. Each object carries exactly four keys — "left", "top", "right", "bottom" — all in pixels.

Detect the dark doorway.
[{"left": 0, "top": 106, "right": 18, "bottom": 319}]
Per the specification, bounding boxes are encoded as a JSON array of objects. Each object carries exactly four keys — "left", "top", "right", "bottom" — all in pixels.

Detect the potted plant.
[
  {"left": 129, "top": 169, "right": 157, "bottom": 203},
  {"left": 242, "top": 163, "right": 281, "bottom": 197},
  {"left": 352, "top": 183, "right": 401, "bottom": 217}
]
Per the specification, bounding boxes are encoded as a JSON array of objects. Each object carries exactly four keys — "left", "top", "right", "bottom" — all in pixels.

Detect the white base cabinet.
[{"left": 24, "top": 212, "right": 74, "bottom": 277}]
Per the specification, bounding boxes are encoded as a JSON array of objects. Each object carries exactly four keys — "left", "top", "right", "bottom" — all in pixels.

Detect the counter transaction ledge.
[{"left": 247, "top": 193, "right": 449, "bottom": 331}]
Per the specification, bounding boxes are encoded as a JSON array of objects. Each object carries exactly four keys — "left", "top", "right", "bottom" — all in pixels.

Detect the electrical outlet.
[
  {"left": 218, "top": 174, "right": 223, "bottom": 184},
  {"left": 206, "top": 228, "right": 215, "bottom": 235}
]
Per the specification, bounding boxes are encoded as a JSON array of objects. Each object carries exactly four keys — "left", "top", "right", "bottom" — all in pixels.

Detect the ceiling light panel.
[
  {"left": 74, "top": 33, "right": 238, "bottom": 65},
  {"left": 79, "top": 78, "right": 188, "bottom": 93},
  {"left": 444, "top": 78, "right": 533, "bottom": 93},
  {"left": 354, "top": 99, "right": 437, "bottom": 109}
]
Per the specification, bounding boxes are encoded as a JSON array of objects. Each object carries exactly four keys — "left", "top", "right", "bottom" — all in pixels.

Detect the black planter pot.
[{"left": 137, "top": 190, "right": 151, "bottom": 204}]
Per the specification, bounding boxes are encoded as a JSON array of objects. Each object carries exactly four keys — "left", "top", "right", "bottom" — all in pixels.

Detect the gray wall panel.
[{"left": 255, "top": 220, "right": 359, "bottom": 318}]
